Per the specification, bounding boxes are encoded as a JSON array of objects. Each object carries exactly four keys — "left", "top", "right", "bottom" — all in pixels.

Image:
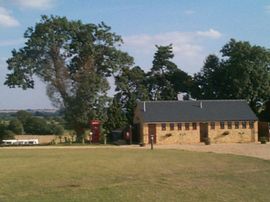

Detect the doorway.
[{"left": 200, "top": 123, "right": 208, "bottom": 142}]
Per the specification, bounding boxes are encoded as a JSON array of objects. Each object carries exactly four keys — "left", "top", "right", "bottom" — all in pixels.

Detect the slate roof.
[{"left": 137, "top": 100, "right": 258, "bottom": 122}]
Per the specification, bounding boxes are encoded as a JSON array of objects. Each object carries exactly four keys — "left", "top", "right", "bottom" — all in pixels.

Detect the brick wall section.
[
  {"left": 208, "top": 121, "right": 258, "bottom": 143},
  {"left": 141, "top": 121, "right": 258, "bottom": 144},
  {"left": 142, "top": 123, "right": 200, "bottom": 144}
]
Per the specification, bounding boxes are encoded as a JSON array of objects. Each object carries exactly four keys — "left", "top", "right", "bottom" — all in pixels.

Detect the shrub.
[
  {"left": 260, "top": 136, "right": 267, "bottom": 144},
  {"left": 204, "top": 137, "right": 211, "bottom": 145},
  {"left": 139, "top": 142, "right": 146, "bottom": 147},
  {"left": 16, "top": 110, "right": 32, "bottom": 125},
  {"left": 1, "top": 130, "right": 15, "bottom": 140},
  {"left": 24, "top": 117, "right": 51, "bottom": 135},
  {"left": 8, "top": 119, "right": 23, "bottom": 134},
  {"left": 51, "top": 124, "right": 64, "bottom": 136}
]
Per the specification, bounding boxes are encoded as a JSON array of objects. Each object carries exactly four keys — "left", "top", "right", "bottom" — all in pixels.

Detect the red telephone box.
[{"left": 90, "top": 120, "right": 101, "bottom": 143}]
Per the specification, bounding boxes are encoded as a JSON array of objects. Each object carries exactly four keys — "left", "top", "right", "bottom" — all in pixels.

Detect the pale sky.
[{"left": 1, "top": 0, "right": 270, "bottom": 109}]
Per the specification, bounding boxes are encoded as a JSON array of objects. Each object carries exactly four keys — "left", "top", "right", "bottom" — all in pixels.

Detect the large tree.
[
  {"left": 4, "top": 15, "right": 133, "bottom": 138},
  {"left": 193, "top": 54, "right": 224, "bottom": 99},
  {"left": 114, "top": 66, "right": 149, "bottom": 126},
  {"left": 194, "top": 39, "right": 270, "bottom": 113},
  {"left": 149, "top": 44, "right": 193, "bottom": 100}
]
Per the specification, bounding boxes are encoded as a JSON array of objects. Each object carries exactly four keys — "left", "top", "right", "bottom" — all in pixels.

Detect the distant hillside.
[
  {"left": 0, "top": 109, "right": 57, "bottom": 113},
  {"left": 0, "top": 109, "right": 61, "bottom": 119}
]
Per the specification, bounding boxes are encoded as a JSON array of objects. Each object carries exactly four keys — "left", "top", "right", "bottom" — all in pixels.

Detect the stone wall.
[
  {"left": 142, "top": 123, "right": 200, "bottom": 144},
  {"left": 141, "top": 121, "right": 258, "bottom": 144},
  {"left": 208, "top": 121, "right": 258, "bottom": 143}
]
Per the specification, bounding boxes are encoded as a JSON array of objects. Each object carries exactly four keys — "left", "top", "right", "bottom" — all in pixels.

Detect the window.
[
  {"left": 220, "top": 122, "right": 225, "bottom": 129},
  {"left": 192, "top": 122, "right": 197, "bottom": 130},
  {"left": 242, "top": 121, "right": 247, "bottom": 129},
  {"left": 170, "top": 123, "right": 174, "bottom": 131},
  {"left": 177, "top": 123, "right": 182, "bottom": 130},
  {"left": 227, "top": 121, "right": 232, "bottom": 129},
  {"left": 210, "top": 122, "right": 215, "bottom": 130},
  {"left": 161, "top": 123, "right": 166, "bottom": 131},
  {"left": 249, "top": 121, "right": 254, "bottom": 129},
  {"left": 185, "top": 123, "right": 190, "bottom": 130},
  {"left": 235, "top": 121, "right": 239, "bottom": 129}
]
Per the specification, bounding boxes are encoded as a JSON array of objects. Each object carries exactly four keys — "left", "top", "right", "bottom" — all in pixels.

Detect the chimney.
[
  {"left": 143, "top": 102, "right": 146, "bottom": 112},
  {"left": 200, "top": 101, "right": 203, "bottom": 109}
]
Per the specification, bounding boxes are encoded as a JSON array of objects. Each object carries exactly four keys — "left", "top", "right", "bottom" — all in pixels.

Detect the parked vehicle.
[{"left": 2, "top": 139, "right": 39, "bottom": 145}]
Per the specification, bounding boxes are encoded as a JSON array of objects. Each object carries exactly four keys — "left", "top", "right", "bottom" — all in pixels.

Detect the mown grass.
[{"left": 0, "top": 148, "right": 270, "bottom": 202}]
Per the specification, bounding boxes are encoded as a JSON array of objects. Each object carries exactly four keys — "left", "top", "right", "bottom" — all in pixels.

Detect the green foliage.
[
  {"left": 24, "top": 117, "right": 51, "bottom": 135},
  {"left": 113, "top": 46, "right": 194, "bottom": 128},
  {"left": 194, "top": 39, "right": 270, "bottom": 113},
  {"left": 259, "top": 101, "right": 270, "bottom": 121},
  {"left": 16, "top": 110, "right": 32, "bottom": 125},
  {"left": 51, "top": 124, "right": 64, "bottom": 136},
  {"left": 104, "top": 97, "right": 127, "bottom": 132},
  {"left": 0, "top": 122, "right": 15, "bottom": 140},
  {"left": 2, "top": 130, "right": 15, "bottom": 140},
  {"left": 8, "top": 119, "right": 23, "bottom": 134},
  {"left": 193, "top": 54, "right": 222, "bottom": 99},
  {"left": 260, "top": 136, "right": 267, "bottom": 144},
  {"left": 148, "top": 44, "right": 193, "bottom": 100},
  {"left": 114, "top": 66, "right": 149, "bottom": 126},
  {"left": 149, "top": 44, "right": 178, "bottom": 100},
  {"left": 5, "top": 15, "right": 133, "bottom": 138}
]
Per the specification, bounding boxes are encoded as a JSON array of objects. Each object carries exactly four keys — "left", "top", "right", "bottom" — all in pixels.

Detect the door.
[
  {"left": 200, "top": 123, "right": 208, "bottom": 142},
  {"left": 148, "top": 124, "right": 157, "bottom": 144},
  {"left": 258, "top": 122, "right": 269, "bottom": 141}
]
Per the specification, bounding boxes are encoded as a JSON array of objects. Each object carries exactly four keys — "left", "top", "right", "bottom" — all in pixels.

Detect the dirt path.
[
  {"left": 1, "top": 143, "right": 270, "bottom": 160},
  {"left": 153, "top": 143, "right": 270, "bottom": 160}
]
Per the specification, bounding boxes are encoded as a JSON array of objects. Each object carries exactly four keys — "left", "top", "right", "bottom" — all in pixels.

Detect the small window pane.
[
  {"left": 185, "top": 123, "right": 190, "bottom": 130},
  {"left": 162, "top": 123, "right": 166, "bottom": 131},
  {"left": 249, "top": 121, "right": 254, "bottom": 129},
  {"left": 228, "top": 121, "right": 232, "bottom": 129},
  {"left": 210, "top": 122, "right": 215, "bottom": 129},
  {"left": 242, "top": 121, "right": 247, "bottom": 129},
  {"left": 177, "top": 123, "right": 182, "bottom": 130},
  {"left": 235, "top": 121, "right": 239, "bottom": 129},
  {"left": 220, "top": 122, "right": 225, "bottom": 129},
  {"left": 192, "top": 122, "right": 197, "bottom": 130},
  {"left": 170, "top": 123, "right": 174, "bottom": 131}
]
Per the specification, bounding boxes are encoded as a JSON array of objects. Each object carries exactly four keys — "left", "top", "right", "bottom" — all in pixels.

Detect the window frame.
[
  {"left": 161, "top": 123, "right": 166, "bottom": 131},
  {"left": 242, "top": 121, "right": 247, "bottom": 129},
  {"left": 192, "top": 122, "right": 197, "bottom": 130},
  {"left": 185, "top": 123, "right": 190, "bottom": 130},
  {"left": 210, "top": 122, "right": 215, "bottom": 130},
  {"left": 220, "top": 122, "right": 225, "bottom": 129},
  {"left": 177, "top": 123, "right": 182, "bottom": 130},
  {"left": 170, "top": 123, "right": 174, "bottom": 131},
  {"left": 249, "top": 121, "right": 254, "bottom": 129},
  {"left": 235, "top": 121, "right": 239, "bottom": 129},
  {"left": 227, "top": 121, "right": 232, "bottom": 129}
]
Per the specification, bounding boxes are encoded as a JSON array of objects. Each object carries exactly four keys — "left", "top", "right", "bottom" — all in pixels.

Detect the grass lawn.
[{"left": 0, "top": 148, "right": 270, "bottom": 202}]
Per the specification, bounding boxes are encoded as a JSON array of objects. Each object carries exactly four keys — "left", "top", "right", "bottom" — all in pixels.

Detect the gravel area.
[{"left": 152, "top": 143, "right": 270, "bottom": 160}]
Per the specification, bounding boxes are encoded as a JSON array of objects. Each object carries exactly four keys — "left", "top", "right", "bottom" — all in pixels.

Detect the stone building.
[{"left": 133, "top": 100, "right": 258, "bottom": 144}]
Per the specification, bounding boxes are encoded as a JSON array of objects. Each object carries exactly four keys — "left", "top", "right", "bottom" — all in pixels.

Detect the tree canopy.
[
  {"left": 5, "top": 15, "right": 133, "bottom": 137},
  {"left": 194, "top": 39, "right": 270, "bottom": 113},
  {"left": 148, "top": 44, "right": 192, "bottom": 100}
]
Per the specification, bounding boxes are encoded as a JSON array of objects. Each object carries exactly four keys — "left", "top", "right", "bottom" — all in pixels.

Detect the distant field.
[{"left": 0, "top": 148, "right": 270, "bottom": 202}]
